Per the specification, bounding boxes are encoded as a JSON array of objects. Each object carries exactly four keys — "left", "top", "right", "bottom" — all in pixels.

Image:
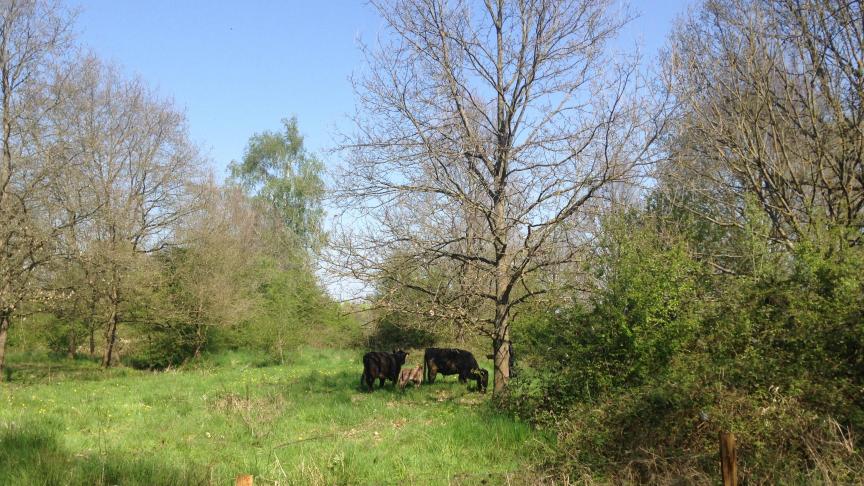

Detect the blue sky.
[{"left": 73, "top": 0, "right": 689, "bottom": 179}]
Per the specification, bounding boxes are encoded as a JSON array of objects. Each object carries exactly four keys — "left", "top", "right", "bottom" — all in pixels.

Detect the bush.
[
  {"left": 124, "top": 321, "right": 198, "bottom": 370},
  {"left": 504, "top": 210, "right": 864, "bottom": 482},
  {"left": 551, "top": 374, "right": 864, "bottom": 484},
  {"left": 504, "top": 214, "right": 703, "bottom": 419},
  {"left": 366, "top": 313, "right": 438, "bottom": 350},
  {"left": 229, "top": 260, "right": 364, "bottom": 360}
]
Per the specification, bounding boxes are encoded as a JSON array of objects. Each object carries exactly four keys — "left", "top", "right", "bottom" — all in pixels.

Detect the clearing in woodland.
[{"left": 0, "top": 348, "right": 549, "bottom": 485}]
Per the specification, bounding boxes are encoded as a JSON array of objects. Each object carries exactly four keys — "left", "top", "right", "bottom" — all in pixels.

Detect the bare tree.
[
  {"left": 55, "top": 57, "right": 205, "bottom": 367},
  {"left": 663, "top": 0, "right": 864, "bottom": 249},
  {"left": 166, "top": 181, "right": 262, "bottom": 358},
  {"left": 0, "top": 0, "right": 73, "bottom": 379},
  {"left": 332, "top": 0, "right": 665, "bottom": 392}
]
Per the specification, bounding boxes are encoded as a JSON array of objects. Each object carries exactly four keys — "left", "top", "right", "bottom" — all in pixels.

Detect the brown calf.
[{"left": 397, "top": 364, "right": 423, "bottom": 390}]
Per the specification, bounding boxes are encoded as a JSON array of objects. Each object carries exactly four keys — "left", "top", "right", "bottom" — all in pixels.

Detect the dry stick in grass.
[{"left": 273, "top": 433, "right": 338, "bottom": 449}]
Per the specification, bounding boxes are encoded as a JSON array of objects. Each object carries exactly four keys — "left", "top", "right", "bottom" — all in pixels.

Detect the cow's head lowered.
[{"left": 470, "top": 368, "right": 488, "bottom": 393}]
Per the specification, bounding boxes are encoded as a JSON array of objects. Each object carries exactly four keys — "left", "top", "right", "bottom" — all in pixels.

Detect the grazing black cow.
[
  {"left": 423, "top": 348, "right": 488, "bottom": 392},
  {"left": 360, "top": 350, "right": 408, "bottom": 391}
]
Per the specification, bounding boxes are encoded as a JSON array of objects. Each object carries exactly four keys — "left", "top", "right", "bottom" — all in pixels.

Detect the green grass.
[{"left": 0, "top": 348, "right": 550, "bottom": 485}]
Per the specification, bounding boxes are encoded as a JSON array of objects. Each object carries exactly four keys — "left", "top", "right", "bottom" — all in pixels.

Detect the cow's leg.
[
  {"left": 428, "top": 367, "right": 437, "bottom": 384},
  {"left": 458, "top": 371, "right": 468, "bottom": 384},
  {"left": 379, "top": 377, "right": 386, "bottom": 388}
]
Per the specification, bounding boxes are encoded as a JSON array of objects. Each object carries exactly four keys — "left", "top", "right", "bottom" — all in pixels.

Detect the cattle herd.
[{"left": 360, "top": 347, "right": 489, "bottom": 393}]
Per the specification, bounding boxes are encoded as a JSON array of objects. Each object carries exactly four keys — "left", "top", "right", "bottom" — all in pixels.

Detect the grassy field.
[{"left": 0, "top": 348, "right": 550, "bottom": 485}]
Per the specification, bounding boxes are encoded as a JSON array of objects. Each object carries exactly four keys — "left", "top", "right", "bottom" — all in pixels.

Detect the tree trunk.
[
  {"left": 193, "top": 323, "right": 204, "bottom": 359},
  {"left": 0, "top": 311, "right": 10, "bottom": 382},
  {"left": 67, "top": 327, "right": 76, "bottom": 359},
  {"left": 490, "top": 0, "right": 512, "bottom": 396},
  {"left": 102, "top": 297, "right": 119, "bottom": 368},
  {"left": 492, "top": 193, "right": 512, "bottom": 394},
  {"left": 193, "top": 302, "right": 205, "bottom": 358},
  {"left": 492, "top": 309, "right": 511, "bottom": 394},
  {"left": 88, "top": 296, "right": 97, "bottom": 357}
]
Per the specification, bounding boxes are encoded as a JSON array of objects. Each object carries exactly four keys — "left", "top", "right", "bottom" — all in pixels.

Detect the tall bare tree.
[
  {"left": 0, "top": 0, "right": 72, "bottom": 379},
  {"left": 663, "top": 0, "right": 864, "bottom": 249},
  {"left": 56, "top": 58, "right": 204, "bottom": 367},
  {"left": 332, "top": 0, "right": 665, "bottom": 392}
]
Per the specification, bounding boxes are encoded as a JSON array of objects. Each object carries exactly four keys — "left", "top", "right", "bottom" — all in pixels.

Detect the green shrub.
[
  {"left": 366, "top": 313, "right": 438, "bottom": 350},
  {"left": 506, "top": 209, "right": 864, "bottom": 481},
  {"left": 124, "top": 321, "right": 198, "bottom": 370},
  {"left": 504, "top": 213, "right": 703, "bottom": 419}
]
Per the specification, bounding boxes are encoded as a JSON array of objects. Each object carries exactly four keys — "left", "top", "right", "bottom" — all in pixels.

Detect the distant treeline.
[{"left": 0, "top": 0, "right": 355, "bottom": 374}]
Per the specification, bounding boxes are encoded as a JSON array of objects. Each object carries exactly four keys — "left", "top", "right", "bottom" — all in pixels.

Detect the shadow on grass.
[
  {"left": 4, "top": 354, "right": 131, "bottom": 384},
  {"left": 0, "top": 421, "right": 211, "bottom": 486},
  {"left": 299, "top": 368, "right": 378, "bottom": 398}
]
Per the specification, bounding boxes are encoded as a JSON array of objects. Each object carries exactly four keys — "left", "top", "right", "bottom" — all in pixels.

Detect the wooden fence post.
[
  {"left": 719, "top": 431, "right": 737, "bottom": 486},
  {"left": 235, "top": 474, "right": 253, "bottom": 486}
]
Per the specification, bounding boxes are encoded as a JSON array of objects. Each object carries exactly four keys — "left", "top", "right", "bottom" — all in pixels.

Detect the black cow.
[
  {"left": 423, "top": 347, "right": 488, "bottom": 393},
  {"left": 360, "top": 350, "right": 408, "bottom": 391}
]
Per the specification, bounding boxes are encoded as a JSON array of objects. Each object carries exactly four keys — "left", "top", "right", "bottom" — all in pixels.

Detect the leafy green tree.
[
  {"left": 224, "top": 119, "right": 352, "bottom": 359},
  {"left": 229, "top": 117, "right": 325, "bottom": 256}
]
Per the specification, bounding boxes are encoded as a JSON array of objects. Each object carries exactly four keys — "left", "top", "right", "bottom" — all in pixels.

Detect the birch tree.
[
  {"left": 332, "top": 0, "right": 666, "bottom": 392},
  {"left": 228, "top": 117, "right": 326, "bottom": 260}
]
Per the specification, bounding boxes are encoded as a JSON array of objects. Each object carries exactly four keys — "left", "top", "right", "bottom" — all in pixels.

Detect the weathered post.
[
  {"left": 719, "top": 431, "right": 737, "bottom": 486},
  {"left": 235, "top": 474, "right": 253, "bottom": 486}
]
